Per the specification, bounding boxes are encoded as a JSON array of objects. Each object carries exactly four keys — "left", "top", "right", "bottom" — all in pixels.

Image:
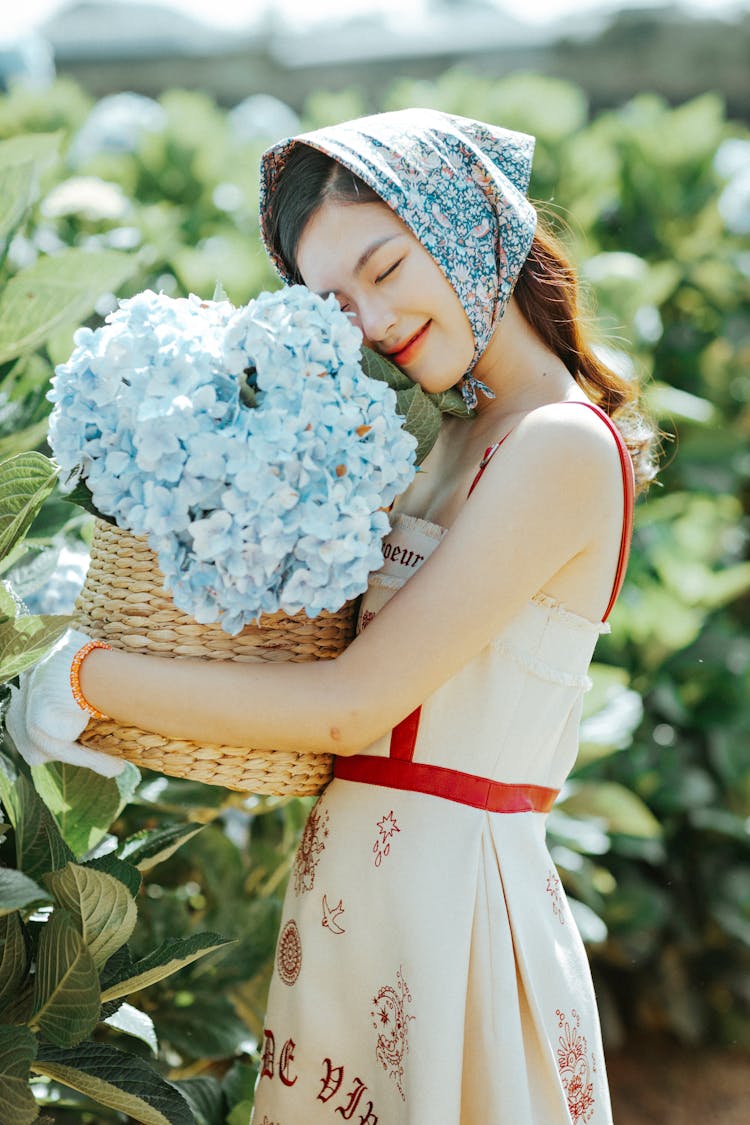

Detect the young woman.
[{"left": 9, "top": 109, "right": 655, "bottom": 1123}]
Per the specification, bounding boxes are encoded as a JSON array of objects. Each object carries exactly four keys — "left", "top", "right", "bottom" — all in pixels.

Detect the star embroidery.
[{"left": 377, "top": 811, "right": 400, "bottom": 841}]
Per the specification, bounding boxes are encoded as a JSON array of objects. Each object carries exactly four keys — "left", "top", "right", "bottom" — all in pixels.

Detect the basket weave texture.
[{"left": 73, "top": 519, "right": 360, "bottom": 794}]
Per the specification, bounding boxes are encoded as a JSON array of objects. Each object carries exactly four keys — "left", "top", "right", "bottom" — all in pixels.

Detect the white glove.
[{"left": 5, "top": 629, "right": 126, "bottom": 778}]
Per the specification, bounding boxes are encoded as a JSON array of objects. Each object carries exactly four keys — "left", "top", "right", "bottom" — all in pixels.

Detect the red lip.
[{"left": 385, "top": 322, "right": 431, "bottom": 366}]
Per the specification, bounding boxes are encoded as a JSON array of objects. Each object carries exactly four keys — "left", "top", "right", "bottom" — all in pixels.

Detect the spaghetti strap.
[
  {"left": 467, "top": 400, "right": 635, "bottom": 622},
  {"left": 467, "top": 430, "right": 513, "bottom": 498}
]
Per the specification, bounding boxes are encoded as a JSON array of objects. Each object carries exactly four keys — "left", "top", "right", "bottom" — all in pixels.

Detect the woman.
[{"left": 9, "top": 109, "right": 655, "bottom": 1122}]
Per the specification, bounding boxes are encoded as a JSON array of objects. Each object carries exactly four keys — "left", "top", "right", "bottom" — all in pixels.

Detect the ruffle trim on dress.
[
  {"left": 531, "top": 591, "right": 612, "bottom": 635},
  {"left": 390, "top": 512, "right": 447, "bottom": 541},
  {"left": 490, "top": 639, "right": 594, "bottom": 691},
  {"left": 367, "top": 572, "right": 406, "bottom": 591}
]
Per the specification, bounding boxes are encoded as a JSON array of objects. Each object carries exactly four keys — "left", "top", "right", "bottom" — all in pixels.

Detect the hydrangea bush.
[{"left": 48, "top": 286, "right": 418, "bottom": 633}]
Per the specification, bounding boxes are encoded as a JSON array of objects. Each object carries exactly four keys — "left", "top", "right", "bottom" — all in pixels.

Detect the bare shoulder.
[
  {"left": 512, "top": 400, "right": 625, "bottom": 470},
  {"left": 483, "top": 400, "right": 625, "bottom": 497},
  {"left": 463, "top": 398, "right": 625, "bottom": 546}
]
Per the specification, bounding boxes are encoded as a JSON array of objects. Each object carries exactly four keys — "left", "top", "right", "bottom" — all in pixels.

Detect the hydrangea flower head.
[{"left": 48, "top": 286, "right": 417, "bottom": 632}]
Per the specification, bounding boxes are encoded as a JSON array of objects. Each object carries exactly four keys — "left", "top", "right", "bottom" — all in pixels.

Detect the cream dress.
[{"left": 250, "top": 403, "right": 633, "bottom": 1125}]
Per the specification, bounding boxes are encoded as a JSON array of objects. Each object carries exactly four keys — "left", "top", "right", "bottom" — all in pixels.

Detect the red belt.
[{"left": 333, "top": 754, "right": 559, "bottom": 814}]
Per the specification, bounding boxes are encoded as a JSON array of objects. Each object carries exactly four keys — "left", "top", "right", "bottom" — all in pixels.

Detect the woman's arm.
[{"left": 80, "top": 404, "right": 623, "bottom": 756}]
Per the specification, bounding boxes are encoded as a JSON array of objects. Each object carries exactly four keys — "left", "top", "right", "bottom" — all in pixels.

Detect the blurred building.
[{"left": 30, "top": 0, "right": 750, "bottom": 119}]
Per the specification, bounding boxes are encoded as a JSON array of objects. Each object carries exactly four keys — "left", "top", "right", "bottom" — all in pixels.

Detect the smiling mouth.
[{"left": 386, "top": 322, "right": 431, "bottom": 366}]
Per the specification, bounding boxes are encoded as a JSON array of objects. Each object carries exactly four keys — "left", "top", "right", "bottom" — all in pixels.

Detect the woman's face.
[{"left": 296, "top": 198, "right": 475, "bottom": 394}]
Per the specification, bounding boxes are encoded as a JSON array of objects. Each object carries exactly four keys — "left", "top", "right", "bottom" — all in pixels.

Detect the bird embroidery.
[{"left": 321, "top": 895, "right": 346, "bottom": 935}]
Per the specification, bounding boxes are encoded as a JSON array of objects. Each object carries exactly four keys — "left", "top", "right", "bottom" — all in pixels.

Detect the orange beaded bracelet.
[{"left": 70, "top": 640, "right": 112, "bottom": 721}]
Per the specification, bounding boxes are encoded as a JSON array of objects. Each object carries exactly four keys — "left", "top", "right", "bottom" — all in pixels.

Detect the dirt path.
[{"left": 608, "top": 1040, "right": 750, "bottom": 1124}]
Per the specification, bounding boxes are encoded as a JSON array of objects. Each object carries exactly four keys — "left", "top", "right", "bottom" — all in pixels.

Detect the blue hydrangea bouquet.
[
  {"left": 50, "top": 286, "right": 425, "bottom": 633},
  {"left": 47, "top": 285, "right": 468, "bottom": 792}
]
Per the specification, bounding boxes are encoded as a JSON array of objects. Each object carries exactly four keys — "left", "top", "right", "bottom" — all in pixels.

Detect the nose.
[{"left": 353, "top": 293, "right": 397, "bottom": 347}]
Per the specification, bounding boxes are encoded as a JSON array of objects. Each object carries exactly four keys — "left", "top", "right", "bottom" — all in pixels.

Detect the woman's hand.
[{"left": 5, "top": 629, "right": 126, "bottom": 777}]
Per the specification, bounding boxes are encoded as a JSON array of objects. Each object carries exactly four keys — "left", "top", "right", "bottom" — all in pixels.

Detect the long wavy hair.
[{"left": 264, "top": 143, "right": 658, "bottom": 492}]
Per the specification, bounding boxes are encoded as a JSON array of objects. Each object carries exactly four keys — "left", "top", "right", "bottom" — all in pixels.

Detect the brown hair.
[
  {"left": 514, "top": 217, "right": 658, "bottom": 493},
  {"left": 265, "top": 143, "right": 381, "bottom": 286}
]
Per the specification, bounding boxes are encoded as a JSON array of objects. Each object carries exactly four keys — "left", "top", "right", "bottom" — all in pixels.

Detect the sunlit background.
[
  {"left": 1, "top": 0, "right": 747, "bottom": 37},
  {"left": 2, "top": 0, "right": 748, "bottom": 120},
  {"left": 1, "top": 3, "right": 749, "bottom": 1124}
]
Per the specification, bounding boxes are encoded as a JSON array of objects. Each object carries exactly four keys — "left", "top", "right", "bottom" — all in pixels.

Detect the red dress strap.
[{"left": 467, "top": 430, "right": 513, "bottom": 498}]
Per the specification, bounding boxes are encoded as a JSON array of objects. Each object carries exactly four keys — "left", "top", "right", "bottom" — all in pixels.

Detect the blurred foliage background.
[{"left": 0, "top": 64, "right": 748, "bottom": 1122}]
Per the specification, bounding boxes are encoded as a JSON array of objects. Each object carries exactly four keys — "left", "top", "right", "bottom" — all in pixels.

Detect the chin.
[{"left": 418, "top": 373, "right": 462, "bottom": 395}]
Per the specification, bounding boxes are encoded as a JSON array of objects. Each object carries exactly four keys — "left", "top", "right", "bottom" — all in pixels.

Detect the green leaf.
[
  {"left": 0, "top": 248, "right": 138, "bottom": 365},
  {"left": 100, "top": 932, "right": 234, "bottom": 1003},
  {"left": 31, "top": 909, "right": 100, "bottom": 1047},
  {"left": 2, "top": 545, "right": 60, "bottom": 602},
  {"left": 0, "top": 868, "right": 51, "bottom": 916},
  {"left": 60, "top": 479, "right": 114, "bottom": 524},
  {"left": 0, "top": 612, "right": 73, "bottom": 682},
  {"left": 646, "top": 381, "right": 717, "bottom": 425},
  {"left": 157, "top": 992, "right": 250, "bottom": 1059},
  {"left": 227, "top": 1102, "right": 254, "bottom": 1125},
  {"left": 1, "top": 975, "right": 34, "bottom": 1027},
  {"left": 360, "top": 346, "right": 413, "bottom": 390},
  {"left": 0, "top": 583, "right": 17, "bottom": 621},
  {"left": 31, "top": 761, "right": 140, "bottom": 857},
  {"left": 578, "top": 678, "right": 643, "bottom": 765},
  {"left": 0, "top": 1024, "right": 38, "bottom": 1125},
  {"left": 582, "top": 663, "right": 630, "bottom": 720},
  {"left": 568, "top": 897, "right": 608, "bottom": 945},
  {"left": 84, "top": 853, "right": 142, "bottom": 899},
  {"left": 395, "top": 385, "right": 443, "bottom": 464},
  {"left": 44, "top": 863, "right": 137, "bottom": 970},
  {"left": 171, "top": 1075, "right": 224, "bottom": 1125},
  {"left": 0, "top": 763, "right": 75, "bottom": 883},
  {"left": 102, "top": 1002, "right": 158, "bottom": 1055},
  {"left": 360, "top": 347, "right": 469, "bottom": 454},
  {"left": 0, "top": 419, "right": 52, "bottom": 464},
  {"left": 429, "top": 385, "right": 472, "bottom": 418},
  {"left": 0, "top": 132, "right": 61, "bottom": 245},
  {"left": 0, "top": 451, "right": 58, "bottom": 563},
  {"left": 222, "top": 1060, "right": 256, "bottom": 1111},
  {"left": 0, "top": 912, "right": 30, "bottom": 1013},
  {"left": 118, "top": 822, "right": 205, "bottom": 873},
  {"left": 32, "top": 1041, "right": 194, "bottom": 1125},
  {"left": 559, "top": 782, "right": 662, "bottom": 839}
]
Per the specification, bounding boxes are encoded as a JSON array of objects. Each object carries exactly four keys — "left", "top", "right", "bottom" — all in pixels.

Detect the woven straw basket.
[{"left": 73, "top": 519, "right": 360, "bottom": 795}]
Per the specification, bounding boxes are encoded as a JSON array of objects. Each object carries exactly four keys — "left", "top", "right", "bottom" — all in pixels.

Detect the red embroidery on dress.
[
  {"left": 555, "top": 1008, "right": 597, "bottom": 1123},
  {"left": 370, "top": 966, "right": 414, "bottom": 1100},
  {"left": 259, "top": 1028, "right": 275, "bottom": 1079},
  {"left": 322, "top": 894, "right": 346, "bottom": 934},
  {"left": 277, "top": 920, "right": 302, "bottom": 986},
  {"left": 373, "top": 810, "right": 400, "bottom": 867},
  {"left": 318, "top": 1059, "right": 345, "bottom": 1102},
  {"left": 293, "top": 801, "right": 330, "bottom": 895},
  {"left": 279, "top": 1037, "right": 298, "bottom": 1086},
  {"left": 546, "top": 870, "right": 565, "bottom": 925},
  {"left": 360, "top": 609, "right": 376, "bottom": 631}
]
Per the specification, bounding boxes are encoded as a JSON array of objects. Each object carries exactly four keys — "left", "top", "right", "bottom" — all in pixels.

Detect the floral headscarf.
[{"left": 259, "top": 108, "right": 537, "bottom": 408}]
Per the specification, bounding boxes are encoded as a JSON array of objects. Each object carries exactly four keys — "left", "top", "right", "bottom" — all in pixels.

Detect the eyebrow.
[
  {"left": 354, "top": 235, "right": 400, "bottom": 275},
  {"left": 315, "top": 235, "right": 401, "bottom": 298}
]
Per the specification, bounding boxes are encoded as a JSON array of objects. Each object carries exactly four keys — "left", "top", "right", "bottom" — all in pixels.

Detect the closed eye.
[{"left": 376, "top": 258, "right": 403, "bottom": 284}]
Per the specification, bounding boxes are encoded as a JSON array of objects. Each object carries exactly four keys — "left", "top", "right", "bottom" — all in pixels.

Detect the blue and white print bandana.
[{"left": 259, "top": 108, "right": 538, "bottom": 409}]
